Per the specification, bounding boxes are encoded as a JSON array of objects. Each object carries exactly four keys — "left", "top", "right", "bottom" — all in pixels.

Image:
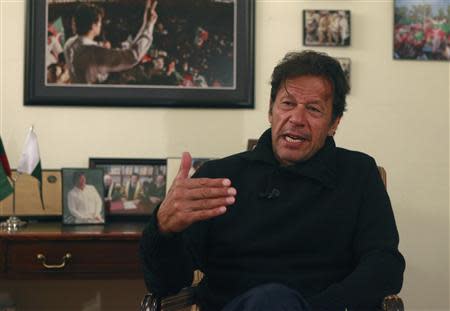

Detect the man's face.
[
  {"left": 154, "top": 58, "right": 164, "bottom": 70},
  {"left": 92, "top": 17, "right": 102, "bottom": 37},
  {"left": 77, "top": 175, "right": 86, "bottom": 190},
  {"left": 104, "top": 175, "right": 112, "bottom": 186},
  {"left": 269, "top": 75, "right": 340, "bottom": 166},
  {"left": 156, "top": 175, "right": 165, "bottom": 187},
  {"left": 131, "top": 175, "right": 138, "bottom": 184}
]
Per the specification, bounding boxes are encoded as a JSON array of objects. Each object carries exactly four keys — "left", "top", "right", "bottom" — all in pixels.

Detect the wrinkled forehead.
[{"left": 279, "top": 75, "right": 333, "bottom": 101}]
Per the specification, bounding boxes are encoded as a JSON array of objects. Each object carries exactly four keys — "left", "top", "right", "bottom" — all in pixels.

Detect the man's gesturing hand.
[
  {"left": 157, "top": 152, "right": 236, "bottom": 234},
  {"left": 144, "top": 0, "right": 158, "bottom": 25}
]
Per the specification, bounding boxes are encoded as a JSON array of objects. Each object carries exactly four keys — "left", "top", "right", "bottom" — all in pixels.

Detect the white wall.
[{"left": 1, "top": 0, "right": 449, "bottom": 310}]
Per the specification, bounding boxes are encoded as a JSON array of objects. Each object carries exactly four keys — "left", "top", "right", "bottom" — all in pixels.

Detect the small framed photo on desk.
[
  {"left": 89, "top": 158, "right": 167, "bottom": 217},
  {"left": 62, "top": 168, "right": 105, "bottom": 225}
]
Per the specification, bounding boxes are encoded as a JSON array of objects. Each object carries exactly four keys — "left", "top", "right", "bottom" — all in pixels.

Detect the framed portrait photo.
[
  {"left": 336, "top": 57, "right": 351, "bottom": 88},
  {"left": 25, "top": 0, "right": 255, "bottom": 108},
  {"left": 62, "top": 168, "right": 105, "bottom": 225},
  {"left": 394, "top": 0, "right": 450, "bottom": 61},
  {"left": 89, "top": 158, "right": 167, "bottom": 217},
  {"left": 303, "top": 10, "right": 351, "bottom": 47}
]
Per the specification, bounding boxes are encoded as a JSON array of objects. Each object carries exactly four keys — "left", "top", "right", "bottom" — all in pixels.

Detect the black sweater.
[{"left": 140, "top": 129, "right": 405, "bottom": 311}]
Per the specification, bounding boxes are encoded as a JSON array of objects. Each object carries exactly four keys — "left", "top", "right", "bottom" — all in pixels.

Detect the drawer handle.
[{"left": 36, "top": 253, "right": 72, "bottom": 269}]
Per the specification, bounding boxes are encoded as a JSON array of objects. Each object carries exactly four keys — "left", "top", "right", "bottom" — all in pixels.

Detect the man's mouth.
[{"left": 283, "top": 133, "right": 309, "bottom": 143}]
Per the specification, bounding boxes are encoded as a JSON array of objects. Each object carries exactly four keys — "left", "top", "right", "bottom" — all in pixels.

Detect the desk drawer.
[{"left": 6, "top": 240, "right": 141, "bottom": 278}]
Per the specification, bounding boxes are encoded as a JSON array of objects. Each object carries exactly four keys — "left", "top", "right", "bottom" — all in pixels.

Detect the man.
[
  {"left": 318, "top": 12, "right": 330, "bottom": 44},
  {"left": 67, "top": 172, "right": 103, "bottom": 224},
  {"left": 103, "top": 174, "right": 122, "bottom": 201},
  {"left": 125, "top": 173, "right": 142, "bottom": 201},
  {"left": 140, "top": 51, "right": 405, "bottom": 311},
  {"left": 338, "top": 11, "right": 350, "bottom": 46},
  {"left": 46, "top": 31, "right": 63, "bottom": 69},
  {"left": 103, "top": 174, "right": 114, "bottom": 198},
  {"left": 147, "top": 174, "right": 166, "bottom": 204},
  {"left": 140, "top": 175, "right": 165, "bottom": 210},
  {"left": 64, "top": 0, "right": 158, "bottom": 84}
]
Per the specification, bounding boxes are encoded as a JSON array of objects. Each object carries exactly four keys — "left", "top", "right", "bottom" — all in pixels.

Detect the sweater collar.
[{"left": 242, "top": 128, "right": 337, "bottom": 189}]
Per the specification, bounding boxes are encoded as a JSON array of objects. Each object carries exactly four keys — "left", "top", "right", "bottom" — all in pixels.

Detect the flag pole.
[
  {"left": 0, "top": 174, "right": 27, "bottom": 231},
  {"left": 30, "top": 124, "right": 44, "bottom": 210}
]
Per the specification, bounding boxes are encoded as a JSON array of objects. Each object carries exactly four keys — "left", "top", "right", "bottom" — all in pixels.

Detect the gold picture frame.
[{"left": 0, "top": 170, "right": 62, "bottom": 216}]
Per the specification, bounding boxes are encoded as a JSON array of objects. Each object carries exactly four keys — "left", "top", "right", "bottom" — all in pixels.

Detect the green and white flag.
[
  {"left": 0, "top": 163, "right": 13, "bottom": 201},
  {"left": 0, "top": 136, "right": 13, "bottom": 201},
  {"left": 17, "top": 127, "right": 42, "bottom": 186}
]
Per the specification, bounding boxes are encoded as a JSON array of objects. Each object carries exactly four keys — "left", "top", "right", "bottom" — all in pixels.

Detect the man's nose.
[{"left": 288, "top": 105, "right": 307, "bottom": 126}]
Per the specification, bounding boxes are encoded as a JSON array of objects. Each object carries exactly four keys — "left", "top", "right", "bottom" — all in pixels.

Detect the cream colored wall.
[{"left": 0, "top": 0, "right": 449, "bottom": 310}]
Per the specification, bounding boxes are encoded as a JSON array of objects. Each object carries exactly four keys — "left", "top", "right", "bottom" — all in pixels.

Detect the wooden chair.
[{"left": 139, "top": 167, "right": 404, "bottom": 311}]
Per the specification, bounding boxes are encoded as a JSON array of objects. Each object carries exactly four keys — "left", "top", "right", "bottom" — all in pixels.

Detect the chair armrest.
[
  {"left": 140, "top": 293, "right": 160, "bottom": 311},
  {"left": 382, "top": 295, "right": 404, "bottom": 311},
  {"left": 140, "top": 287, "right": 196, "bottom": 311}
]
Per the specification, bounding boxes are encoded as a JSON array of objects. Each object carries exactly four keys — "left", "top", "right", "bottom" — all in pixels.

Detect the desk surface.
[{"left": 0, "top": 221, "right": 147, "bottom": 239}]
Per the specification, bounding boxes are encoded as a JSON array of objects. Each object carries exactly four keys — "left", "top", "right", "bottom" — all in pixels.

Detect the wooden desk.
[{"left": 0, "top": 222, "right": 147, "bottom": 280}]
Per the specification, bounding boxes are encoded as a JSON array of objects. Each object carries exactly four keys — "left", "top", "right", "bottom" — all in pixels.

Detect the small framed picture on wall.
[
  {"left": 303, "top": 10, "right": 351, "bottom": 47},
  {"left": 62, "top": 168, "right": 105, "bottom": 225},
  {"left": 336, "top": 57, "right": 351, "bottom": 88}
]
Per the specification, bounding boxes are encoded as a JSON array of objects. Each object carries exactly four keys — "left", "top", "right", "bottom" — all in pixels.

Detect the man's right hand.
[
  {"left": 157, "top": 152, "right": 236, "bottom": 234},
  {"left": 144, "top": 0, "right": 158, "bottom": 25}
]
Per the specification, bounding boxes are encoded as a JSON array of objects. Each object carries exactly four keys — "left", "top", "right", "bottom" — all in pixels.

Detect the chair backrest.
[{"left": 377, "top": 166, "right": 387, "bottom": 187}]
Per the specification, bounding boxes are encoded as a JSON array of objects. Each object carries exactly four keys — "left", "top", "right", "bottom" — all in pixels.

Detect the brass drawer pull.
[{"left": 36, "top": 253, "right": 72, "bottom": 269}]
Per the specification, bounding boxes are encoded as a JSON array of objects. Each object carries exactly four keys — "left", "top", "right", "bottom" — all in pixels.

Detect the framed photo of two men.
[
  {"left": 24, "top": 0, "right": 255, "bottom": 108},
  {"left": 89, "top": 158, "right": 167, "bottom": 218}
]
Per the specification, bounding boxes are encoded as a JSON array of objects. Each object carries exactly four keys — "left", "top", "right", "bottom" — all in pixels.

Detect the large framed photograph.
[
  {"left": 303, "top": 10, "right": 351, "bottom": 47},
  {"left": 394, "top": 0, "right": 450, "bottom": 61},
  {"left": 62, "top": 168, "right": 105, "bottom": 225},
  {"left": 89, "top": 158, "right": 167, "bottom": 216},
  {"left": 25, "top": 0, "right": 255, "bottom": 108}
]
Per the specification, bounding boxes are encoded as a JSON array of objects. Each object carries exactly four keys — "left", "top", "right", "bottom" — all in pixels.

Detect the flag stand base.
[{"left": 0, "top": 216, "right": 27, "bottom": 231}]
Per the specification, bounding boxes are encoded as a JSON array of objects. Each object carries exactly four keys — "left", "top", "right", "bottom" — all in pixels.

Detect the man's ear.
[{"left": 328, "top": 117, "right": 341, "bottom": 136}]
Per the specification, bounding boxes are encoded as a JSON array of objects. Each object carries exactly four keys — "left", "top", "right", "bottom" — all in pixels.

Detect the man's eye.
[
  {"left": 281, "top": 101, "right": 294, "bottom": 107},
  {"left": 307, "top": 106, "right": 323, "bottom": 115}
]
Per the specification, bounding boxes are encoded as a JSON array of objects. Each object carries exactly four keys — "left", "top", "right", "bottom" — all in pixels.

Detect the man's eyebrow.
[
  {"left": 278, "top": 92, "right": 295, "bottom": 100},
  {"left": 307, "top": 100, "right": 323, "bottom": 105}
]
